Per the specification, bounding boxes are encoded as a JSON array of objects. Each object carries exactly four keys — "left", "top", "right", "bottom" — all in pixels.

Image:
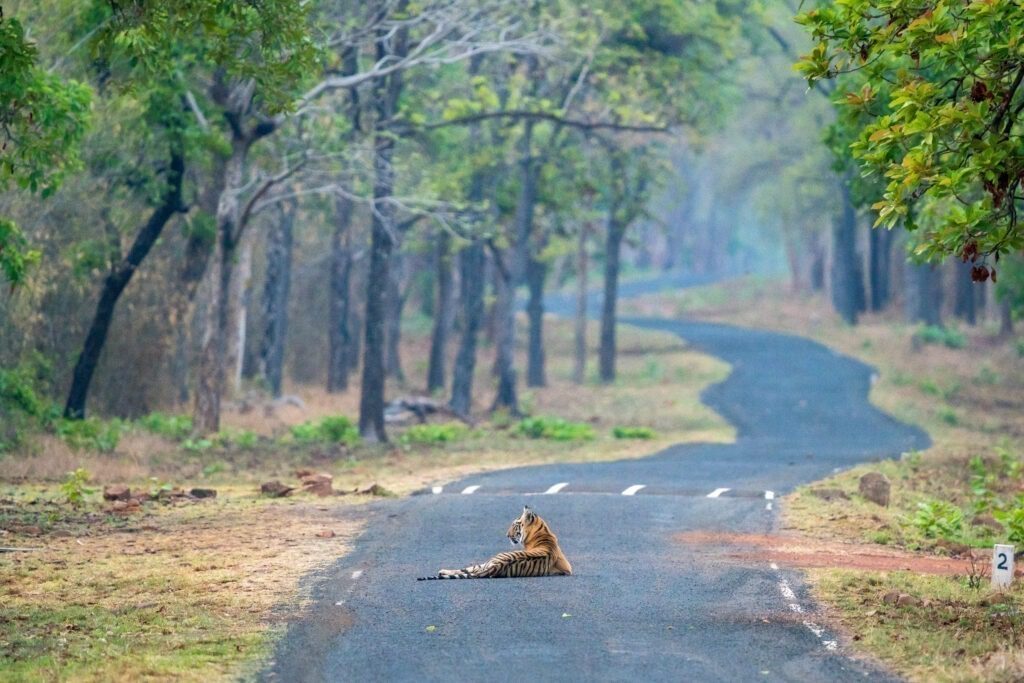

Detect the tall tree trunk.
[
  {"left": 225, "top": 229, "right": 254, "bottom": 394},
  {"left": 449, "top": 240, "right": 485, "bottom": 417},
  {"left": 1000, "top": 298, "right": 1014, "bottom": 336},
  {"left": 327, "top": 196, "right": 355, "bottom": 392},
  {"left": 385, "top": 253, "right": 407, "bottom": 384},
  {"left": 358, "top": 20, "right": 407, "bottom": 442},
  {"left": 490, "top": 250, "right": 519, "bottom": 414},
  {"left": 194, "top": 141, "right": 248, "bottom": 435},
  {"left": 869, "top": 225, "right": 893, "bottom": 311},
  {"left": 64, "top": 147, "right": 185, "bottom": 419},
  {"left": 904, "top": 262, "right": 943, "bottom": 327},
  {"left": 526, "top": 256, "right": 547, "bottom": 387},
  {"left": 831, "top": 182, "right": 861, "bottom": 325},
  {"left": 573, "top": 223, "right": 589, "bottom": 384},
  {"left": 258, "top": 200, "right": 295, "bottom": 397},
  {"left": 427, "top": 232, "right": 454, "bottom": 394},
  {"left": 954, "top": 260, "right": 977, "bottom": 325},
  {"left": 599, "top": 214, "right": 626, "bottom": 383}
]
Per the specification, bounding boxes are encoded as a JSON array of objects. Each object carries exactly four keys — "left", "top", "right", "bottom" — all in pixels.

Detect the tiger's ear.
[{"left": 522, "top": 505, "right": 535, "bottom": 522}]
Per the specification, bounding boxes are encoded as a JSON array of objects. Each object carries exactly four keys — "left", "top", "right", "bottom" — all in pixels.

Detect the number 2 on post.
[{"left": 998, "top": 553, "right": 1009, "bottom": 571}]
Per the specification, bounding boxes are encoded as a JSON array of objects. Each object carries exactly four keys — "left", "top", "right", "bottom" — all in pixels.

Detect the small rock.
[
  {"left": 316, "top": 530, "right": 336, "bottom": 538},
  {"left": 103, "top": 485, "right": 131, "bottom": 501},
  {"left": 858, "top": 472, "right": 891, "bottom": 507},
  {"left": 810, "top": 488, "right": 850, "bottom": 502},
  {"left": 935, "top": 538, "right": 971, "bottom": 558},
  {"left": 881, "top": 590, "right": 900, "bottom": 605},
  {"left": 260, "top": 481, "right": 294, "bottom": 498},
  {"left": 301, "top": 473, "right": 334, "bottom": 497},
  {"left": 971, "top": 514, "right": 1003, "bottom": 532},
  {"left": 190, "top": 488, "right": 217, "bottom": 499},
  {"left": 355, "top": 483, "right": 390, "bottom": 497},
  {"left": 111, "top": 500, "right": 128, "bottom": 511},
  {"left": 895, "top": 594, "right": 921, "bottom": 607}
]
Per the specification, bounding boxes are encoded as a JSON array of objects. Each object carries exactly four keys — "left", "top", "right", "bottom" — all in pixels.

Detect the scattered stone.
[
  {"left": 881, "top": 590, "right": 900, "bottom": 605},
  {"left": 971, "top": 514, "right": 1003, "bottom": 532},
  {"left": 935, "top": 539, "right": 971, "bottom": 558},
  {"left": 260, "top": 481, "right": 294, "bottom": 498},
  {"left": 300, "top": 473, "right": 334, "bottom": 497},
  {"left": 895, "top": 594, "right": 921, "bottom": 607},
  {"left": 111, "top": 499, "right": 140, "bottom": 514},
  {"left": 103, "top": 485, "right": 131, "bottom": 501},
  {"left": 156, "top": 487, "right": 187, "bottom": 501},
  {"left": 355, "top": 483, "right": 391, "bottom": 497},
  {"left": 858, "top": 472, "right": 891, "bottom": 507},
  {"left": 810, "top": 488, "right": 850, "bottom": 502},
  {"left": 190, "top": 488, "right": 217, "bottom": 499},
  {"left": 316, "top": 530, "right": 336, "bottom": 538}
]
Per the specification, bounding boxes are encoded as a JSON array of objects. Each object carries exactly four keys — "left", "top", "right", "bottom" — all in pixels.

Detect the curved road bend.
[{"left": 266, "top": 286, "right": 928, "bottom": 682}]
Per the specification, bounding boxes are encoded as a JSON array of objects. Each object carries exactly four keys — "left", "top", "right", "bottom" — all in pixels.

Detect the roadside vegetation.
[
  {"left": 628, "top": 277, "right": 1024, "bottom": 681},
  {"left": 0, "top": 317, "right": 731, "bottom": 681}
]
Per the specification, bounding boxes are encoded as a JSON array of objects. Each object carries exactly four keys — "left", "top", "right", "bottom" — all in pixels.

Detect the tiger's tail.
[{"left": 416, "top": 570, "right": 474, "bottom": 581}]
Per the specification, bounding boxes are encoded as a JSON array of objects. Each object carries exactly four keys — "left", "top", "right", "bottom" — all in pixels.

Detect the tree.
[{"left": 797, "top": 0, "right": 1024, "bottom": 275}]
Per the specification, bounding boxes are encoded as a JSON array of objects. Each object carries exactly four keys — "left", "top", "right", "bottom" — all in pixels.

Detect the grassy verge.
[
  {"left": 626, "top": 276, "right": 1024, "bottom": 681},
  {"left": 1, "top": 315, "right": 732, "bottom": 680}
]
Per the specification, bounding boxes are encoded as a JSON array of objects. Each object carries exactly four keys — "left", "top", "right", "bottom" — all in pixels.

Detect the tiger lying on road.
[{"left": 417, "top": 505, "right": 572, "bottom": 580}]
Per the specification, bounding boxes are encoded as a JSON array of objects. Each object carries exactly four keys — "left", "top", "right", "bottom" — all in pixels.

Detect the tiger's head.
[{"left": 507, "top": 505, "right": 539, "bottom": 546}]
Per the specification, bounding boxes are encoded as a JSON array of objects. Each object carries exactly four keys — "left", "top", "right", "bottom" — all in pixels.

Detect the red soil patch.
[{"left": 673, "top": 531, "right": 1015, "bottom": 577}]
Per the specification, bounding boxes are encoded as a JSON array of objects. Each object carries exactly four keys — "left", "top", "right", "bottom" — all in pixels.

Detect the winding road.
[{"left": 265, "top": 279, "right": 928, "bottom": 682}]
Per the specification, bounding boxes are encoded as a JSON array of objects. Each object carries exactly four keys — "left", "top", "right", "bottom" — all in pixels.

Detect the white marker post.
[{"left": 992, "top": 544, "right": 1015, "bottom": 589}]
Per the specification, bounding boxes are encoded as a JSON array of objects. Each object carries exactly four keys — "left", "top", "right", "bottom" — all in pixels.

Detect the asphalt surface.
[{"left": 265, "top": 278, "right": 929, "bottom": 683}]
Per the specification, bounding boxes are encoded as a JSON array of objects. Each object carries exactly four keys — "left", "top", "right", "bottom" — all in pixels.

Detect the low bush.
[
  {"left": 516, "top": 416, "right": 594, "bottom": 441},
  {"left": 912, "top": 500, "right": 963, "bottom": 540},
  {"left": 290, "top": 415, "right": 360, "bottom": 446},
  {"left": 612, "top": 426, "right": 656, "bottom": 439},
  {"left": 137, "top": 412, "right": 193, "bottom": 441},
  {"left": 913, "top": 325, "right": 967, "bottom": 349},
  {"left": 59, "top": 468, "right": 96, "bottom": 506},
  {"left": 400, "top": 423, "right": 467, "bottom": 445},
  {"left": 55, "top": 417, "right": 127, "bottom": 453}
]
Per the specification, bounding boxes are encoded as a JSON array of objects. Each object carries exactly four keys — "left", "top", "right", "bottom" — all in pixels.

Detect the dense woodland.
[{"left": 2, "top": 0, "right": 1023, "bottom": 446}]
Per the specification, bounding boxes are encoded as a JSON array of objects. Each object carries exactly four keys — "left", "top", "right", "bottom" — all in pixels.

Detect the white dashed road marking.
[
  {"left": 337, "top": 569, "right": 364, "bottom": 606},
  {"left": 765, "top": 490, "right": 775, "bottom": 510},
  {"left": 461, "top": 485, "right": 480, "bottom": 495},
  {"left": 707, "top": 488, "right": 730, "bottom": 498},
  {"left": 351, "top": 570, "right": 363, "bottom": 580},
  {"left": 431, "top": 486, "right": 443, "bottom": 495},
  {"left": 544, "top": 482, "right": 569, "bottom": 494},
  {"left": 621, "top": 484, "right": 646, "bottom": 496},
  {"left": 769, "top": 563, "right": 837, "bottom": 651}
]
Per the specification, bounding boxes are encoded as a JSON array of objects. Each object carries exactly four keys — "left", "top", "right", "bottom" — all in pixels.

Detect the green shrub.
[
  {"left": 55, "top": 417, "right": 127, "bottom": 452},
  {"left": 400, "top": 423, "right": 467, "bottom": 445},
  {"left": 914, "top": 325, "right": 967, "bottom": 349},
  {"left": 516, "top": 416, "right": 594, "bottom": 441},
  {"left": 60, "top": 468, "right": 96, "bottom": 506},
  {"left": 936, "top": 406, "right": 959, "bottom": 426},
  {"left": 997, "top": 506, "right": 1024, "bottom": 546},
  {"left": 137, "top": 412, "right": 193, "bottom": 441},
  {"left": 612, "top": 426, "right": 656, "bottom": 439},
  {"left": 0, "top": 361, "right": 56, "bottom": 452},
  {"left": 182, "top": 437, "right": 214, "bottom": 453},
  {"left": 912, "top": 500, "right": 964, "bottom": 539},
  {"left": 290, "top": 415, "right": 360, "bottom": 446}
]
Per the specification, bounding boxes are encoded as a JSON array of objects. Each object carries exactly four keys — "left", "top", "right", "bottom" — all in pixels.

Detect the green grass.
[
  {"left": 612, "top": 426, "right": 657, "bottom": 439},
  {"left": 515, "top": 416, "right": 595, "bottom": 441}
]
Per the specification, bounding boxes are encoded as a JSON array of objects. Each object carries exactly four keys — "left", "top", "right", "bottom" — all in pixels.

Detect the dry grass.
[
  {"left": 0, "top": 490, "right": 362, "bottom": 682},
  {"left": 626, "top": 276, "right": 1024, "bottom": 682}
]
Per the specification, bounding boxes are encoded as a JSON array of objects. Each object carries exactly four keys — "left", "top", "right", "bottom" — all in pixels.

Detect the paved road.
[{"left": 266, "top": 291, "right": 928, "bottom": 682}]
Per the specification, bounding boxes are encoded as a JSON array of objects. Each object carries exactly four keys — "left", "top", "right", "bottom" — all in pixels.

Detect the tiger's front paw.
[{"left": 437, "top": 569, "right": 462, "bottom": 578}]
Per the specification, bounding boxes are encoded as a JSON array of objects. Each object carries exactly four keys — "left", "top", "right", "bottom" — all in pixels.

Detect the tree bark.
[
  {"left": 449, "top": 240, "right": 485, "bottom": 417},
  {"left": 225, "top": 229, "right": 254, "bottom": 394},
  {"left": 194, "top": 139, "right": 249, "bottom": 435},
  {"left": 904, "top": 261, "right": 943, "bottom": 327},
  {"left": 953, "top": 260, "right": 978, "bottom": 325},
  {"left": 426, "top": 231, "right": 454, "bottom": 394},
  {"left": 384, "top": 252, "right": 408, "bottom": 384},
  {"left": 525, "top": 256, "right": 547, "bottom": 387},
  {"left": 64, "top": 147, "right": 185, "bottom": 419},
  {"left": 869, "top": 225, "right": 893, "bottom": 311},
  {"left": 831, "top": 182, "right": 861, "bottom": 325},
  {"left": 258, "top": 200, "right": 295, "bottom": 397},
  {"left": 1000, "top": 297, "right": 1014, "bottom": 336},
  {"left": 599, "top": 214, "right": 626, "bottom": 383},
  {"left": 573, "top": 223, "right": 589, "bottom": 384},
  {"left": 358, "top": 19, "right": 407, "bottom": 442},
  {"left": 327, "top": 195, "right": 355, "bottom": 392},
  {"left": 490, "top": 249, "right": 519, "bottom": 414}
]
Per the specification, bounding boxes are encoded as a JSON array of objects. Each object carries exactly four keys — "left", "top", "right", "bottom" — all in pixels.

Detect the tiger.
[{"left": 417, "top": 505, "right": 572, "bottom": 580}]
